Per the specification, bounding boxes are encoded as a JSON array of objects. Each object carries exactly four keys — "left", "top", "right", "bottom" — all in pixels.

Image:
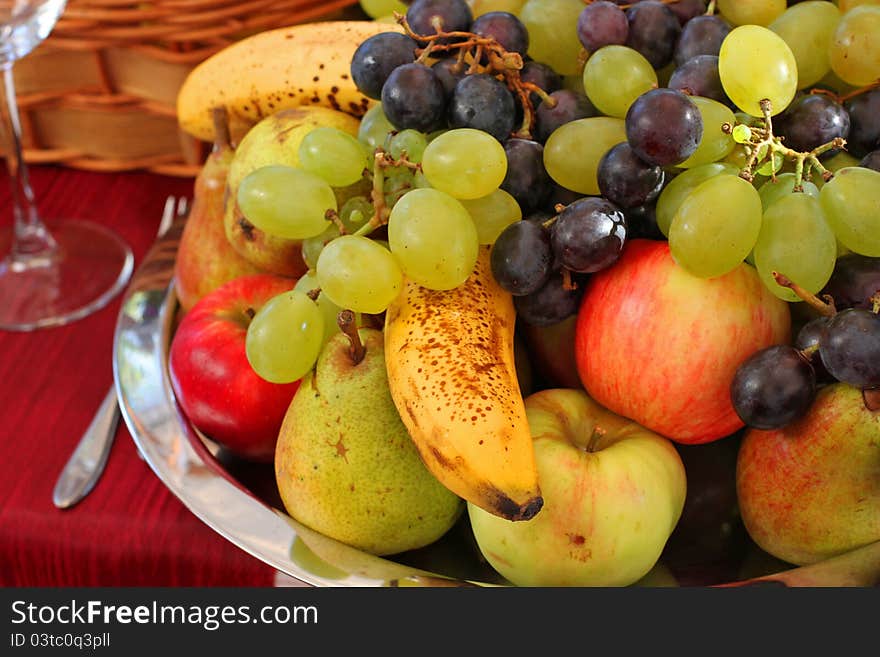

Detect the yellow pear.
[
  {"left": 224, "top": 106, "right": 363, "bottom": 278},
  {"left": 275, "top": 326, "right": 464, "bottom": 556}
]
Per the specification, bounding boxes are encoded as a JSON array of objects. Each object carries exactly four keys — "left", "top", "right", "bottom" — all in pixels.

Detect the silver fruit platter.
[{"left": 112, "top": 226, "right": 880, "bottom": 588}]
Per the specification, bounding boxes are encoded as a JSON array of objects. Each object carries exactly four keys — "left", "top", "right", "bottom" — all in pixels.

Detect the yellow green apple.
[{"left": 467, "top": 388, "right": 687, "bottom": 587}]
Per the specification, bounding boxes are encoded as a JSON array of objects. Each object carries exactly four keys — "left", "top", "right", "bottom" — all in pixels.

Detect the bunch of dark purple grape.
[{"left": 731, "top": 255, "right": 880, "bottom": 431}]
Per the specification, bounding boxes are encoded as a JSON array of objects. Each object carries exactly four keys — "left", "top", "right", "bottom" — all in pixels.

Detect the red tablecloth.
[{"left": 0, "top": 165, "right": 279, "bottom": 586}]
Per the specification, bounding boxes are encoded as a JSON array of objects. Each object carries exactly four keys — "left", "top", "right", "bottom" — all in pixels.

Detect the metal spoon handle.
[{"left": 52, "top": 386, "right": 120, "bottom": 509}]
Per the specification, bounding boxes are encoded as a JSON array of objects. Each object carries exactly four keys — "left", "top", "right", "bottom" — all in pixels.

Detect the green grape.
[
  {"left": 543, "top": 117, "right": 626, "bottom": 195},
  {"left": 237, "top": 165, "right": 336, "bottom": 239},
  {"left": 769, "top": 1, "right": 841, "bottom": 89},
  {"left": 732, "top": 124, "right": 752, "bottom": 144},
  {"left": 754, "top": 193, "right": 837, "bottom": 302},
  {"left": 339, "top": 196, "right": 374, "bottom": 233},
  {"left": 758, "top": 173, "right": 820, "bottom": 210},
  {"left": 669, "top": 174, "right": 763, "bottom": 279},
  {"left": 302, "top": 224, "right": 341, "bottom": 270},
  {"left": 656, "top": 162, "right": 740, "bottom": 236},
  {"left": 299, "top": 127, "right": 371, "bottom": 188},
  {"left": 460, "top": 189, "right": 523, "bottom": 244},
  {"left": 245, "top": 291, "right": 324, "bottom": 384},
  {"left": 717, "top": 0, "right": 786, "bottom": 26},
  {"left": 421, "top": 128, "right": 508, "bottom": 200},
  {"left": 819, "top": 167, "right": 880, "bottom": 256},
  {"left": 413, "top": 169, "right": 432, "bottom": 189},
  {"left": 677, "top": 97, "right": 737, "bottom": 169},
  {"left": 385, "top": 129, "right": 428, "bottom": 163},
  {"left": 718, "top": 25, "right": 798, "bottom": 117},
  {"left": 472, "top": 0, "right": 525, "bottom": 17},
  {"left": 294, "top": 272, "right": 344, "bottom": 347},
  {"left": 384, "top": 166, "right": 417, "bottom": 206},
  {"left": 519, "top": 0, "right": 584, "bottom": 76},
  {"left": 840, "top": 0, "right": 880, "bottom": 12},
  {"left": 316, "top": 235, "right": 404, "bottom": 314},
  {"left": 819, "top": 151, "right": 862, "bottom": 188},
  {"left": 829, "top": 6, "right": 880, "bottom": 86},
  {"left": 358, "top": 0, "right": 407, "bottom": 19},
  {"left": 388, "top": 188, "right": 479, "bottom": 290},
  {"left": 358, "top": 103, "right": 395, "bottom": 151},
  {"left": 582, "top": 45, "right": 657, "bottom": 119}
]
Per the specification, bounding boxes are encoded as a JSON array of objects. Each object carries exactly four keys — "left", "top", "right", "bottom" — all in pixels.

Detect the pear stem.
[
  {"left": 211, "top": 106, "right": 231, "bottom": 153},
  {"left": 337, "top": 309, "right": 366, "bottom": 365},
  {"left": 585, "top": 426, "right": 606, "bottom": 454}
]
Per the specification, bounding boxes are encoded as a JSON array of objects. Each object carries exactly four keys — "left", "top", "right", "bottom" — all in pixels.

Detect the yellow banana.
[
  {"left": 177, "top": 21, "right": 403, "bottom": 142},
  {"left": 384, "top": 247, "right": 544, "bottom": 522}
]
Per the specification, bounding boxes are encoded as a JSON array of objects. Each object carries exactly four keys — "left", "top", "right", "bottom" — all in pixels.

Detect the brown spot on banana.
[{"left": 385, "top": 247, "right": 543, "bottom": 521}]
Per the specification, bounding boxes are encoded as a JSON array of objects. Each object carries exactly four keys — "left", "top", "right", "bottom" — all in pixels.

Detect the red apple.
[
  {"left": 169, "top": 273, "right": 300, "bottom": 462},
  {"left": 736, "top": 383, "right": 880, "bottom": 566},
  {"left": 519, "top": 315, "right": 583, "bottom": 390},
  {"left": 575, "top": 239, "right": 791, "bottom": 444}
]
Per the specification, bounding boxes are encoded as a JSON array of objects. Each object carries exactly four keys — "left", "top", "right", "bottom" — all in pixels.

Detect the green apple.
[
  {"left": 467, "top": 388, "right": 687, "bottom": 587},
  {"left": 736, "top": 383, "right": 880, "bottom": 565}
]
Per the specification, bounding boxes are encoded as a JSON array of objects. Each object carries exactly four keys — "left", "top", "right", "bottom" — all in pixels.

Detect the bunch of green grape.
[{"left": 244, "top": 105, "right": 524, "bottom": 385}]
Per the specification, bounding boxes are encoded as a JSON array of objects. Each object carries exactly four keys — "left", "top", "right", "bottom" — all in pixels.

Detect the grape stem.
[
  {"left": 394, "top": 13, "right": 556, "bottom": 139},
  {"left": 705, "top": 0, "right": 716, "bottom": 15},
  {"left": 722, "top": 99, "right": 845, "bottom": 191},
  {"left": 809, "top": 78, "right": 880, "bottom": 105},
  {"left": 325, "top": 209, "right": 348, "bottom": 235},
  {"left": 871, "top": 292, "right": 880, "bottom": 315},
  {"left": 772, "top": 271, "right": 837, "bottom": 317},
  {"left": 337, "top": 309, "right": 366, "bottom": 365}
]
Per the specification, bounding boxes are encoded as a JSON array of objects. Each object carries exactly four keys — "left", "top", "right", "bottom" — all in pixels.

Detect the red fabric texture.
[{"left": 0, "top": 166, "right": 276, "bottom": 586}]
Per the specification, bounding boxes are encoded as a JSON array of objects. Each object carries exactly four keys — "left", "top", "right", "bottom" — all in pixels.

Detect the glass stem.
[{"left": 1, "top": 60, "right": 55, "bottom": 263}]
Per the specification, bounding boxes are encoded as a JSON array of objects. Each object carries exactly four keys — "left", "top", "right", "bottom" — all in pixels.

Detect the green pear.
[
  {"left": 224, "top": 106, "right": 366, "bottom": 278},
  {"left": 275, "top": 327, "right": 463, "bottom": 556}
]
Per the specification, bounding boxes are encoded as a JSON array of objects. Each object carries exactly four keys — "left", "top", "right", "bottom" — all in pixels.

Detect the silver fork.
[{"left": 52, "top": 196, "right": 189, "bottom": 510}]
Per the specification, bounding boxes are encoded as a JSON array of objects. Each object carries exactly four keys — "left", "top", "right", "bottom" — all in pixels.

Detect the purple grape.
[
  {"left": 381, "top": 63, "right": 447, "bottom": 132},
  {"left": 844, "top": 89, "right": 880, "bottom": 158},
  {"left": 350, "top": 33, "right": 418, "bottom": 100},
  {"left": 674, "top": 15, "right": 731, "bottom": 66},
  {"left": 625, "top": 0, "right": 682, "bottom": 69},
  {"left": 448, "top": 73, "right": 516, "bottom": 141},
  {"left": 472, "top": 11, "right": 529, "bottom": 56},
  {"left": 406, "top": 0, "right": 472, "bottom": 39},
  {"left": 597, "top": 141, "right": 665, "bottom": 209},
  {"left": 776, "top": 94, "right": 850, "bottom": 158},
  {"left": 624, "top": 202, "right": 665, "bottom": 241},
  {"left": 668, "top": 55, "right": 730, "bottom": 106},
  {"left": 821, "top": 254, "right": 880, "bottom": 310},
  {"left": 534, "top": 89, "right": 598, "bottom": 143},
  {"left": 490, "top": 220, "right": 552, "bottom": 296},
  {"left": 520, "top": 61, "right": 563, "bottom": 108},
  {"left": 668, "top": 0, "right": 708, "bottom": 25},
  {"left": 550, "top": 197, "right": 627, "bottom": 273},
  {"left": 501, "top": 138, "right": 553, "bottom": 213},
  {"left": 794, "top": 317, "right": 834, "bottom": 383},
  {"left": 545, "top": 184, "right": 583, "bottom": 212},
  {"left": 731, "top": 345, "right": 817, "bottom": 430},
  {"left": 625, "top": 88, "right": 703, "bottom": 166},
  {"left": 860, "top": 150, "right": 880, "bottom": 172},
  {"left": 577, "top": 1, "right": 629, "bottom": 53},
  {"left": 513, "top": 270, "right": 584, "bottom": 327},
  {"left": 431, "top": 58, "right": 465, "bottom": 96},
  {"left": 820, "top": 308, "right": 880, "bottom": 388}
]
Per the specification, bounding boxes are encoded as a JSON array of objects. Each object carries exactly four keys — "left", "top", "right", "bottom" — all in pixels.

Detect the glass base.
[{"left": 0, "top": 220, "right": 134, "bottom": 331}]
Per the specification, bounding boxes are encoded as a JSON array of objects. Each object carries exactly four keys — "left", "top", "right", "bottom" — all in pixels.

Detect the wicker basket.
[{"left": 12, "top": 0, "right": 364, "bottom": 177}]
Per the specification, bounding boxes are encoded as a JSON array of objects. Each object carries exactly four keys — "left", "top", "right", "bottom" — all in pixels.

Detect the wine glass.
[{"left": 0, "top": 0, "right": 133, "bottom": 331}]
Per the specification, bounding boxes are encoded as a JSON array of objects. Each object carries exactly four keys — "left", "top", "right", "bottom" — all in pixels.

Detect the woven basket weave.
[{"left": 12, "top": 0, "right": 363, "bottom": 177}]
